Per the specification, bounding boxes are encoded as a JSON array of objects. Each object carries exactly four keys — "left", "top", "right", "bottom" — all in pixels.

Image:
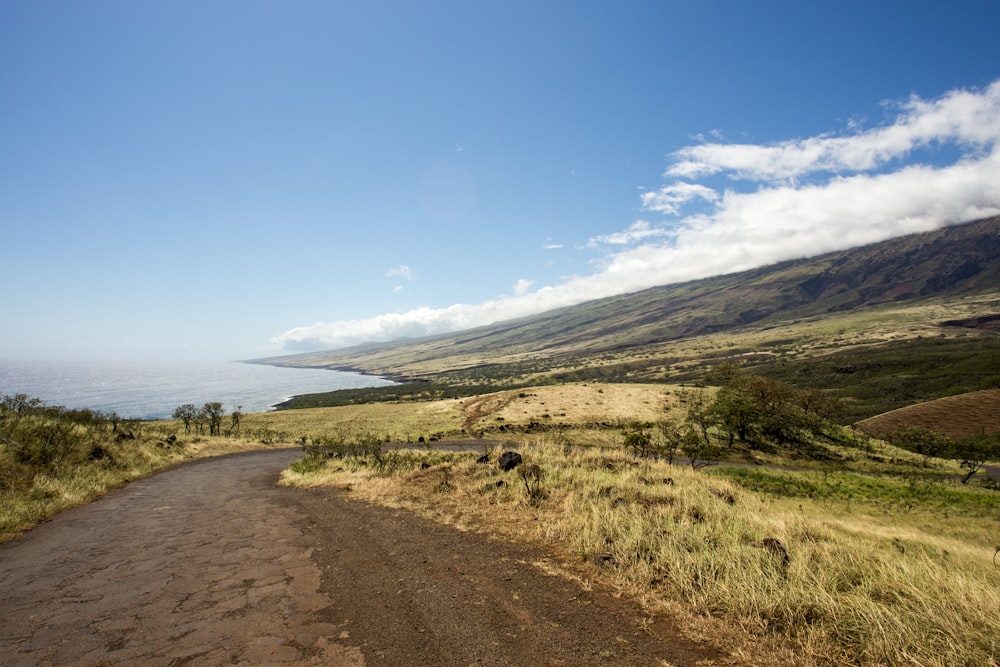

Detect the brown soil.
[{"left": 0, "top": 449, "right": 721, "bottom": 666}]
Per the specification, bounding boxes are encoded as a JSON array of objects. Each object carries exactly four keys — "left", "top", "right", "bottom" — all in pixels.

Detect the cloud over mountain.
[{"left": 272, "top": 81, "right": 1000, "bottom": 352}]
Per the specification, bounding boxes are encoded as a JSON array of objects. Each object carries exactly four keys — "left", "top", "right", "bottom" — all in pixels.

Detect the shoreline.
[{"left": 243, "top": 358, "right": 412, "bottom": 385}]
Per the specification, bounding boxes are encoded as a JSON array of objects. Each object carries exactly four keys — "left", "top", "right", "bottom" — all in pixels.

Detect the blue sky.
[{"left": 2, "top": 1, "right": 999, "bottom": 362}]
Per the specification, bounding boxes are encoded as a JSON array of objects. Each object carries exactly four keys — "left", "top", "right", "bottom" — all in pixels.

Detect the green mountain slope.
[{"left": 257, "top": 216, "right": 1000, "bottom": 378}]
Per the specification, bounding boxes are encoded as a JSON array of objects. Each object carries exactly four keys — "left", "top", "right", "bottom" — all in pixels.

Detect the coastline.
[
  {"left": 242, "top": 357, "right": 412, "bottom": 385},
  {"left": 0, "top": 360, "right": 394, "bottom": 420}
]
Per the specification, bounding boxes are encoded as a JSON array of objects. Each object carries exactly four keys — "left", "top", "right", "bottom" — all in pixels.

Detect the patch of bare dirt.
[
  {"left": 287, "top": 488, "right": 721, "bottom": 666},
  {"left": 458, "top": 391, "right": 516, "bottom": 436}
]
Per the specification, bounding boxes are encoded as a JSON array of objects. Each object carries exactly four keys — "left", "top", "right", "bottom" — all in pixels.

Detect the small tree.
[
  {"left": 950, "top": 435, "right": 999, "bottom": 484},
  {"left": 227, "top": 405, "right": 242, "bottom": 437},
  {"left": 683, "top": 389, "right": 718, "bottom": 447},
  {"left": 684, "top": 436, "right": 721, "bottom": 470},
  {"left": 517, "top": 462, "right": 545, "bottom": 504},
  {"left": 173, "top": 404, "right": 198, "bottom": 434},
  {"left": 656, "top": 418, "right": 683, "bottom": 465},
  {"left": 711, "top": 383, "right": 759, "bottom": 445},
  {"left": 201, "top": 402, "right": 225, "bottom": 437},
  {"left": 890, "top": 425, "right": 954, "bottom": 464},
  {"left": 657, "top": 417, "right": 701, "bottom": 465},
  {"left": 623, "top": 422, "right": 654, "bottom": 458}
]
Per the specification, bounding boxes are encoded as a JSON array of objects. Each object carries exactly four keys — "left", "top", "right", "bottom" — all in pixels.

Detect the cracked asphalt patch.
[{"left": 0, "top": 448, "right": 718, "bottom": 666}]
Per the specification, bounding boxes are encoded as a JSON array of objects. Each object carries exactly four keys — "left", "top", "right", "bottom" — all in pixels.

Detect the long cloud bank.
[{"left": 272, "top": 81, "right": 1000, "bottom": 352}]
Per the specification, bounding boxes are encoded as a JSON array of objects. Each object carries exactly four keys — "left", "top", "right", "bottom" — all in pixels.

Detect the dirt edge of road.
[{"left": 279, "top": 483, "right": 725, "bottom": 666}]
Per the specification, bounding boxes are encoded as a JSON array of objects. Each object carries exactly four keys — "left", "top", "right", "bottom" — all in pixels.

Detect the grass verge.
[
  {"left": 0, "top": 400, "right": 289, "bottom": 543},
  {"left": 281, "top": 439, "right": 1000, "bottom": 666}
]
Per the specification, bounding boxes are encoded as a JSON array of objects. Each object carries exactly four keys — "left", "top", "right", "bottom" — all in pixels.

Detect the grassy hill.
[
  {"left": 256, "top": 216, "right": 1000, "bottom": 417},
  {"left": 857, "top": 388, "right": 1000, "bottom": 439}
]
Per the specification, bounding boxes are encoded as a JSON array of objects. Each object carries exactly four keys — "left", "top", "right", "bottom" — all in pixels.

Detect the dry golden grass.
[
  {"left": 240, "top": 399, "right": 466, "bottom": 443},
  {"left": 858, "top": 388, "right": 1000, "bottom": 439},
  {"left": 282, "top": 438, "right": 1000, "bottom": 666},
  {"left": 482, "top": 383, "right": 679, "bottom": 425},
  {"left": 452, "top": 383, "right": 707, "bottom": 448}
]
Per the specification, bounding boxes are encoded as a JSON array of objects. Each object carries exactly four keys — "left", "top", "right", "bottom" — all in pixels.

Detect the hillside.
[
  {"left": 256, "top": 216, "right": 1000, "bottom": 388},
  {"left": 857, "top": 389, "right": 1000, "bottom": 440}
]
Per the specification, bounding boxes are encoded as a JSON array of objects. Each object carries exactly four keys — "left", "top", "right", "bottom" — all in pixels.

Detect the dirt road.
[{"left": 0, "top": 449, "right": 717, "bottom": 666}]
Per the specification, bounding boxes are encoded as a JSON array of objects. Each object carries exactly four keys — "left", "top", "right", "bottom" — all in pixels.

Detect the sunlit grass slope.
[{"left": 282, "top": 439, "right": 1000, "bottom": 666}]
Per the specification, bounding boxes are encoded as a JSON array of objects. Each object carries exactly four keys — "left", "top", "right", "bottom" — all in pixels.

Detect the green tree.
[
  {"left": 201, "top": 402, "right": 225, "bottom": 437},
  {"left": 707, "top": 366, "right": 816, "bottom": 447},
  {"left": 623, "top": 422, "right": 654, "bottom": 458},
  {"left": 711, "top": 383, "right": 759, "bottom": 445},
  {"left": 682, "top": 389, "right": 717, "bottom": 446},
  {"left": 890, "top": 425, "right": 954, "bottom": 463},
  {"left": 656, "top": 418, "right": 683, "bottom": 464},
  {"left": 173, "top": 404, "right": 198, "bottom": 434},
  {"left": 950, "top": 435, "right": 999, "bottom": 484},
  {"left": 683, "top": 433, "right": 721, "bottom": 470}
]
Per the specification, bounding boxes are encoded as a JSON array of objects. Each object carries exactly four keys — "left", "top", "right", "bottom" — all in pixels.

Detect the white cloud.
[
  {"left": 271, "top": 81, "right": 1000, "bottom": 353},
  {"left": 542, "top": 243, "right": 564, "bottom": 250},
  {"left": 513, "top": 278, "right": 533, "bottom": 296},
  {"left": 668, "top": 80, "right": 1000, "bottom": 181},
  {"left": 385, "top": 264, "right": 414, "bottom": 281},
  {"left": 639, "top": 182, "right": 720, "bottom": 215},
  {"left": 588, "top": 220, "right": 672, "bottom": 246}
]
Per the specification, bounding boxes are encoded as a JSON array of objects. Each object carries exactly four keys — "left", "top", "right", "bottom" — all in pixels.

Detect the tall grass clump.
[{"left": 288, "top": 438, "right": 1000, "bottom": 665}]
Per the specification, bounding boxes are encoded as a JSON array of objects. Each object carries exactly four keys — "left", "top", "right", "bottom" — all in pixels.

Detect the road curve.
[
  {"left": 0, "top": 448, "right": 716, "bottom": 666},
  {"left": 0, "top": 449, "right": 360, "bottom": 666}
]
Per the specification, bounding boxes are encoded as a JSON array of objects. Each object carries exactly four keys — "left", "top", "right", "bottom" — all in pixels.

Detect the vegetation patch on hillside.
[{"left": 734, "top": 334, "right": 996, "bottom": 419}]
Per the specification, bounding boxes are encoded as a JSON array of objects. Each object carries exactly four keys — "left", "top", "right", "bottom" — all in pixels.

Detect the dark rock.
[
  {"left": 709, "top": 488, "right": 736, "bottom": 505},
  {"left": 498, "top": 451, "right": 523, "bottom": 471},
  {"left": 476, "top": 454, "right": 490, "bottom": 464},
  {"left": 762, "top": 537, "right": 790, "bottom": 566},
  {"left": 592, "top": 553, "right": 616, "bottom": 567}
]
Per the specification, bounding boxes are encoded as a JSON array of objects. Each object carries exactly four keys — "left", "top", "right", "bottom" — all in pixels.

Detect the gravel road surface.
[{"left": 0, "top": 449, "right": 717, "bottom": 666}]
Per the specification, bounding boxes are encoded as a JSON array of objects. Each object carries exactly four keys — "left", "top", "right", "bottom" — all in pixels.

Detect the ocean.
[{"left": 0, "top": 359, "right": 393, "bottom": 420}]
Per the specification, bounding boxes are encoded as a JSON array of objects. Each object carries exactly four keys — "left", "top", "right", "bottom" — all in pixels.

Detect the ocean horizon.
[{"left": 0, "top": 359, "right": 393, "bottom": 420}]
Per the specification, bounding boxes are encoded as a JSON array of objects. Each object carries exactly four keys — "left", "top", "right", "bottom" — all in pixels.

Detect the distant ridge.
[{"left": 257, "top": 216, "right": 1000, "bottom": 379}]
